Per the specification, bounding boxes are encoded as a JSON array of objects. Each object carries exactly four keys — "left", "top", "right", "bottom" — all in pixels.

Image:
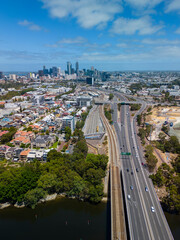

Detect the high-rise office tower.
[
  {"left": 76, "top": 62, "right": 79, "bottom": 76},
  {"left": 52, "top": 66, "right": 58, "bottom": 77},
  {"left": 43, "top": 65, "right": 48, "bottom": 75},
  {"left": 0, "top": 72, "right": 3, "bottom": 79},
  {"left": 67, "top": 62, "right": 72, "bottom": 75}
]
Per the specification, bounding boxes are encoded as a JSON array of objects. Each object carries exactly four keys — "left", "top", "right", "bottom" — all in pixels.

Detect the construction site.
[{"left": 146, "top": 106, "right": 180, "bottom": 141}]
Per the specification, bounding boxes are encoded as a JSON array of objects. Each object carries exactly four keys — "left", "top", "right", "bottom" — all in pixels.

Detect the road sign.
[{"left": 121, "top": 152, "right": 131, "bottom": 155}]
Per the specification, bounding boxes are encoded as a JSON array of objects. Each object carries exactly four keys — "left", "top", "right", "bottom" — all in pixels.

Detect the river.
[{"left": 0, "top": 198, "right": 178, "bottom": 240}]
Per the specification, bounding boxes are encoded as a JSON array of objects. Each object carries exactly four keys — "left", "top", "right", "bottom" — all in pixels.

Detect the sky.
[{"left": 0, "top": 0, "right": 180, "bottom": 71}]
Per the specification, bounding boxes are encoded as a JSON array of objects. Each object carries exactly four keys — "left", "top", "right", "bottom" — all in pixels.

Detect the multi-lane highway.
[
  {"left": 113, "top": 94, "right": 174, "bottom": 240},
  {"left": 100, "top": 105, "right": 127, "bottom": 240}
]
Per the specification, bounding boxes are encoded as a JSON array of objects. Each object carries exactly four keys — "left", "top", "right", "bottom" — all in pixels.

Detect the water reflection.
[{"left": 0, "top": 198, "right": 110, "bottom": 240}]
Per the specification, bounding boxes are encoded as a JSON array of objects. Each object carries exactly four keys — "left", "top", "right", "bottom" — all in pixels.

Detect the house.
[
  {"left": 0, "top": 145, "right": 10, "bottom": 160},
  {"left": 49, "top": 125, "right": 56, "bottom": 132},
  {"left": 20, "top": 149, "right": 31, "bottom": 161},
  {"left": 14, "top": 131, "right": 35, "bottom": 141},
  {"left": 0, "top": 130, "right": 9, "bottom": 140},
  {"left": 27, "top": 151, "right": 36, "bottom": 162},
  {"left": 10, "top": 136, "right": 31, "bottom": 147},
  {"left": 31, "top": 135, "right": 56, "bottom": 149}
]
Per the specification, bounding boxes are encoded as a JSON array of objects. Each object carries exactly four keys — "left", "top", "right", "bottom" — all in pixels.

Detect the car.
[
  {"left": 131, "top": 171, "right": 133, "bottom": 175},
  {"left": 136, "top": 155, "right": 138, "bottom": 158},
  {"left": 151, "top": 206, "right": 155, "bottom": 212},
  {"left": 136, "top": 168, "right": 139, "bottom": 172},
  {"left": 145, "top": 187, "right": 148, "bottom": 192},
  {"left": 127, "top": 168, "right": 129, "bottom": 172},
  {"left": 130, "top": 186, "right": 133, "bottom": 190},
  {"left": 141, "top": 162, "right": 144, "bottom": 166},
  {"left": 127, "top": 195, "right": 131, "bottom": 200}
]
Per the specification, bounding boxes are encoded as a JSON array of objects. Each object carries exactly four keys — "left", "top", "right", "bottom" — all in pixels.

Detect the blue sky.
[{"left": 0, "top": 0, "right": 180, "bottom": 71}]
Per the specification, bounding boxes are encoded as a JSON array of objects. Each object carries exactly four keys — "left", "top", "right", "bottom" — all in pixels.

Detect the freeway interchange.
[{"left": 112, "top": 93, "right": 174, "bottom": 240}]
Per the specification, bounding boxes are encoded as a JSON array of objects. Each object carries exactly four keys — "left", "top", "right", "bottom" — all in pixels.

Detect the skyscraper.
[
  {"left": 0, "top": 72, "right": 3, "bottom": 79},
  {"left": 67, "top": 62, "right": 72, "bottom": 75},
  {"left": 52, "top": 66, "right": 58, "bottom": 77},
  {"left": 76, "top": 62, "right": 79, "bottom": 76}
]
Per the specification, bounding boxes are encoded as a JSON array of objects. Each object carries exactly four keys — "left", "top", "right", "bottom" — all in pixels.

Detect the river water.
[{"left": 0, "top": 197, "right": 178, "bottom": 240}]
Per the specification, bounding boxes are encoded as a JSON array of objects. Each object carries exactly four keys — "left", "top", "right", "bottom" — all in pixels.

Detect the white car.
[
  {"left": 151, "top": 206, "right": 155, "bottom": 212},
  {"left": 127, "top": 195, "right": 131, "bottom": 200}
]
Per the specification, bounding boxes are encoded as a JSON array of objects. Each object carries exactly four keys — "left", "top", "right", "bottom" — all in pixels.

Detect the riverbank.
[
  {"left": 0, "top": 193, "right": 63, "bottom": 210},
  {"left": 0, "top": 193, "right": 108, "bottom": 210}
]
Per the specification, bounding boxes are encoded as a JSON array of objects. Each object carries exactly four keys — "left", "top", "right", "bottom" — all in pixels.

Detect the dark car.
[
  {"left": 127, "top": 168, "right": 129, "bottom": 172},
  {"left": 136, "top": 168, "right": 139, "bottom": 172},
  {"left": 131, "top": 171, "right": 133, "bottom": 175}
]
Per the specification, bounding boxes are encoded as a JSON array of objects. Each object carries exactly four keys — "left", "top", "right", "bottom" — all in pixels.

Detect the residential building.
[
  {"left": 31, "top": 135, "right": 56, "bottom": 149},
  {"left": 62, "top": 115, "right": 75, "bottom": 132},
  {"left": 20, "top": 149, "right": 31, "bottom": 161}
]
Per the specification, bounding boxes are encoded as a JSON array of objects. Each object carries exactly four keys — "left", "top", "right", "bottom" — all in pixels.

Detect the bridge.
[{"left": 95, "top": 100, "right": 141, "bottom": 105}]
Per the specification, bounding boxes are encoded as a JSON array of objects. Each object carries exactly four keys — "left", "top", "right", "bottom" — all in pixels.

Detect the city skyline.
[{"left": 0, "top": 0, "right": 180, "bottom": 71}]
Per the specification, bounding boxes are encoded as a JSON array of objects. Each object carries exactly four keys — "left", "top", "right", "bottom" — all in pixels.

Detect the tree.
[
  {"left": 73, "top": 140, "right": 88, "bottom": 157},
  {"left": 137, "top": 114, "right": 142, "bottom": 126},
  {"left": 37, "top": 173, "right": 58, "bottom": 194},
  {"left": 24, "top": 188, "right": 47, "bottom": 209},
  {"left": 65, "top": 126, "right": 71, "bottom": 142},
  {"left": 158, "top": 132, "right": 166, "bottom": 144},
  {"left": 109, "top": 93, "right": 114, "bottom": 100}
]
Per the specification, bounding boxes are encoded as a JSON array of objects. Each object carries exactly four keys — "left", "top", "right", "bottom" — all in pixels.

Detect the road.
[
  {"left": 83, "top": 105, "right": 104, "bottom": 135},
  {"left": 100, "top": 105, "right": 127, "bottom": 240},
  {"left": 113, "top": 94, "right": 174, "bottom": 240}
]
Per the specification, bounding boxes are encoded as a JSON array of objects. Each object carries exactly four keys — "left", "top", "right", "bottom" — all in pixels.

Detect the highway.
[
  {"left": 100, "top": 105, "right": 127, "bottom": 240},
  {"left": 113, "top": 94, "right": 174, "bottom": 240}
]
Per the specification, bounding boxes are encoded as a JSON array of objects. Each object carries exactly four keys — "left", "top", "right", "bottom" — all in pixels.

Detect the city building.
[
  {"left": 67, "top": 62, "right": 72, "bottom": 75},
  {"left": 62, "top": 115, "right": 75, "bottom": 132},
  {"left": 86, "top": 77, "right": 94, "bottom": 85},
  {"left": 38, "top": 70, "right": 44, "bottom": 77},
  {"left": 0, "top": 72, "right": 3, "bottom": 79},
  {"left": 76, "top": 62, "right": 79, "bottom": 76},
  {"left": 77, "top": 96, "right": 92, "bottom": 107},
  {"left": 9, "top": 74, "right": 17, "bottom": 80}
]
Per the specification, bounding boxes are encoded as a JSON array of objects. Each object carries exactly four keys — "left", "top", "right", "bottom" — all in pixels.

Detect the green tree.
[
  {"left": 137, "top": 114, "right": 142, "bottom": 126},
  {"left": 24, "top": 188, "right": 47, "bottom": 209},
  {"left": 37, "top": 173, "right": 58, "bottom": 194},
  {"left": 109, "top": 93, "right": 114, "bottom": 100}
]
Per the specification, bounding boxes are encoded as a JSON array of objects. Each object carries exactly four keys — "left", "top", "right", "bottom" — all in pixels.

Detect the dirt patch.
[{"left": 155, "top": 185, "right": 167, "bottom": 201}]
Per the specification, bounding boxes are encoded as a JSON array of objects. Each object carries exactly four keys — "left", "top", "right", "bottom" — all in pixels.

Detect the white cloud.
[
  {"left": 125, "top": 0, "right": 163, "bottom": 9},
  {"left": 58, "top": 37, "right": 87, "bottom": 44},
  {"left": 18, "top": 20, "right": 32, "bottom": 26},
  {"left": 111, "top": 16, "right": 163, "bottom": 35},
  {"left": 40, "top": 0, "right": 123, "bottom": 28},
  {"left": 18, "top": 20, "right": 42, "bottom": 31},
  {"left": 142, "top": 38, "right": 180, "bottom": 45},
  {"left": 175, "top": 28, "right": 180, "bottom": 34},
  {"left": 116, "top": 43, "right": 128, "bottom": 48},
  {"left": 165, "top": 0, "right": 180, "bottom": 13}
]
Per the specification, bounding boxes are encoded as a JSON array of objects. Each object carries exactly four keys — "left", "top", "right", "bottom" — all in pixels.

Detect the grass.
[{"left": 50, "top": 141, "right": 58, "bottom": 149}]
